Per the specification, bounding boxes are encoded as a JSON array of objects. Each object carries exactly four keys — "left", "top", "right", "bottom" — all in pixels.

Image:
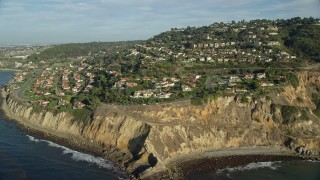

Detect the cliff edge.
[{"left": 2, "top": 71, "right": 320, "bottom": 179}]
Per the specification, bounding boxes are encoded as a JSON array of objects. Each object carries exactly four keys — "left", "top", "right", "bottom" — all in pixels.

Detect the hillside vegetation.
[
  {"left": 5, "top": 17, "right": 320, "bottom": 118},
  {"left": 284, "top": 24, "right": 320, "bottom": 62}
]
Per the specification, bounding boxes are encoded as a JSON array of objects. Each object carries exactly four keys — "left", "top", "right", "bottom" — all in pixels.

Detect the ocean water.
[
  {"left": 188, "top": 160, "right": 320, "bottom": 180},
  {"left": 0, "top": 71, "right": 126, "bottom": 179}
]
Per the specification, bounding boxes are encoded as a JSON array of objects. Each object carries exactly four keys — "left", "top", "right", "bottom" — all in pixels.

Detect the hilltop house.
[{"left": 131, "top": 90, "right": 154, "bottom": 98}]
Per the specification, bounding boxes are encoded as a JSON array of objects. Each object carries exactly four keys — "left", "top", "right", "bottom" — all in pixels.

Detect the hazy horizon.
[{"left": 1, "top": 0, "right": 319, "bottom": 45}]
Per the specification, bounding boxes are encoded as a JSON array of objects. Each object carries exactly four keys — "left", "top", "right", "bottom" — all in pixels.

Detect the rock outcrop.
[{"left": 3, "top": 71, "right": 320, "bottom": 178}]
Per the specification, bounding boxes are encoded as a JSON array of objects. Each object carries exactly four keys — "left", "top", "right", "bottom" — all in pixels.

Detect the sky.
[{"left": 0, "top": 0, "right": 319, "bottom": 45}]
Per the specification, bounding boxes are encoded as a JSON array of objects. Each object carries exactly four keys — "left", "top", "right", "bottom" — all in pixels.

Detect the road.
[{"left": 12, "top": 68, "right": 43, "bottom": 102}]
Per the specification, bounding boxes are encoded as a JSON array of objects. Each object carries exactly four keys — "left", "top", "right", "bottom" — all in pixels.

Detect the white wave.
[
  {"left": 47, "top": 141, "right": 116, "bottom": 170},
  {"left": 26, "top": 135, "right": 40, "bottom": 143},
  {"left": 26, "top": 135, "right": 123, "bottom": 173},
  {"left": 217, "top": 161, "right": 281, "bottom": 173},
  {"left": 306, "top": 159, "right": 320, "bottom": 163}
]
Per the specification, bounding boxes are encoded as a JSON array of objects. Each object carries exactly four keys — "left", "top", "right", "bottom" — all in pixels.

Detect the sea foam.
[
  {"left": 217, "top": 161, "right": 281, "bottom": 173},
  {"left": 306, "top": 159, "right": 320, "bottom": 163},
  {"left": 26, "top": 135, "right": 122, "bottom": 172},
  {"left": 27, "top": 135, "right": 40, "bottom": 143}
]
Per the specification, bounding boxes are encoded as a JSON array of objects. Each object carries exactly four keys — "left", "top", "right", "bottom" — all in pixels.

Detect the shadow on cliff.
[{"left": 125, "top": 124, "right": 158, "bottom": 177}]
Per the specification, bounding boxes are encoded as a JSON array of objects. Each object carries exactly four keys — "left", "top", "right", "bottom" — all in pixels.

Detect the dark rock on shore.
[{"left": 174, "top": 155, "right": 303, "bottom": 179}]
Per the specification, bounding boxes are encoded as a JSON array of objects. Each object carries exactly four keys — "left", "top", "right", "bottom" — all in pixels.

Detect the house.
[
  {"left": 74, "top": 74, "right": 82, "bottom": 83},
  {"left": 84, "top": 85, "right": 93, "bottom": 92},
  {"left": 234, "top": 88, "right": 248, "bottom": 93},
  {"left": 107, "top": 71, "right": 122, "bottom": 76},
  {"left": 255, "top": 73, "right": 266, "bottom": 79},
  {"left": 189, "top": 74, "right": 201, "bottom": 80},
  {"left": 268, "top": 26, "right": 278, "bottom": 31},
  {"left": 206, "top": 57, "right": 213, "bottom": 62},
  {"left": 229, "top": 75, "right": 241, "bottom": 82},
  {"left": 131, "top": 90, "right": 154, "bottom": 98},
  {"left": 281, "top": 51, "right": 290, "bottom": 56},
  {"left": 269, "top": 32, "right": 278, "bottom": 36},
  {"left": 58, "top": 99, "right": 70, "bottom": 106},
  {"left": 218, "top": 81, "right": 228, "bottom": 86},
  {"left": 228, "top": 82, "right": 237, "bottom": 86},
  {"left": 199, "top": 57, "right": 206, "bottom": 62},
  {"left": 74, "top": 102, "right": 86, "bottom": 109},
  {"left": 113, "top": 81, "right": 123, "bottom": 89},
  {"left": 182, "top": 85, "right": 192, "bottom": 91},
  {"left": 58, "top": 92, "right": 65, "bottom": 96},
  {"left": 243, "top": 74, "right": 254, "bottom": 80},
  {"left": 184, "top": 58, "right": 196, "bottom": 62},
  {"left": 171, "top": 77, "right": 180, "bottom": 82},
  {"left": 126, "top": 82, "right": 138, "bottom": 88},
  {"left": 259, "top": 81, "right": 274, "bottom": 87},
  {"left": 267, "top": 41, "right": 280, "bottom": 46},
  {"left": 143, "top": 76, "right": 152, "bottom": 81},
  {"left": 161, "top": 81, "right": 175, "bottom": 88},
  {"left": 41, "top": 100, "right": 50, "bottom": 107},
  {"left": 217, "top": 58, "right": 223, "bottom": 63},
  {"left": 72, "top": 87, "right": 79, "bottom": 93},
  {"left": 155, "top": 92, "right": 173, "bottom": 99}
]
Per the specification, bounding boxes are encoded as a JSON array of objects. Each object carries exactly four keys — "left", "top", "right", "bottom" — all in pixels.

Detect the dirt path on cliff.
[{"left": 97, "top": 104, "right": 210, "bottom": 128}]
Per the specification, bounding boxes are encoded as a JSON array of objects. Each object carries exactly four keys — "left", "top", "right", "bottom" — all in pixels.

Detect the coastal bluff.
[{"left": 2, "top": 71, "right": 320, "bottom": 179}]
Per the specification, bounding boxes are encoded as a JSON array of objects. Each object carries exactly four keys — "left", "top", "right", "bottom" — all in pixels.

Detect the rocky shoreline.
[
  {"left": 173, "top": 155, "right": 302, "bottom": 179},
  {"left": 0, "top": 87, "right": 131, "bottom": 179},
  {"left": 141, "top": 146, "right": 309, "bottom": 179}
]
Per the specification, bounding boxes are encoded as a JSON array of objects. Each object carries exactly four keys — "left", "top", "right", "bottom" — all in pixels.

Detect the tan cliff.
[{"left": 2, "top": 70, "right": 320, "bottom": 178}]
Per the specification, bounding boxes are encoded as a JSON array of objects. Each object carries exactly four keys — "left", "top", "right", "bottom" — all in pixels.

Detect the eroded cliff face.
[{"left": 4, "top": 71, "right": 320, "bottom": 177}]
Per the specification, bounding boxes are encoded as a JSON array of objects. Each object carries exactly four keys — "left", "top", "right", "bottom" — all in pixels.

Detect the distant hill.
[
  {"left": 27, "top": 41, "right": 140, "bottom": 61},
  {"left": 283, "top": 24, "right": 320, "bottom": 62}
]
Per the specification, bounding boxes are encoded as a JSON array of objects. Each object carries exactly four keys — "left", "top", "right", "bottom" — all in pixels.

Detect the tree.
[
  {"left": 48, "top": 100, "right": 58, "bottom": 109},
  {"left": 248, "top": 81, "right": 259, "bottom": 90}
]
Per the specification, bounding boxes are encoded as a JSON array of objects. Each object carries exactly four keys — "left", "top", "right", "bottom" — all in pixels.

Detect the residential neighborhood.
[{"left": 5, "top": 17, "right": 318, "bottom": 109}]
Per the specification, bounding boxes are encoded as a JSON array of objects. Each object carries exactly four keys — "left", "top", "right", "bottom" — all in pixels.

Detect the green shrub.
[
  {"left": 286, "top": 129, "right": 293, "bottom": 136},
  {"left": 281, "top": 105, "right": 298, "bottom": 124},
  {"left": 47, "top": 100, "right": 58, "bottom": 110},
  {"left": 311, "top": 92, "right": 320, "bottom": 118},
  {"left": 300, "top": 109, "right": 309, "bottom": 120},
  {"left": 240, "top": 96, "right": 249, "bottom": 103},
  {"left": 108, "top": 124, "right": 114, "bottom": 130},
  {"left": 191, "top": 97, "right": 204, "bottom": 106},
  {"left": 72, "top": 109, "right": 92, "bottom": 125},
  {"left": 296, "top": 97, "right": 303, "bottom": 103},
  {"left": 287, "top": 73, "right": 299, "bottom": 89},
  {"left": 32, "top": 104, "right": 44, "bottom": 114}
]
